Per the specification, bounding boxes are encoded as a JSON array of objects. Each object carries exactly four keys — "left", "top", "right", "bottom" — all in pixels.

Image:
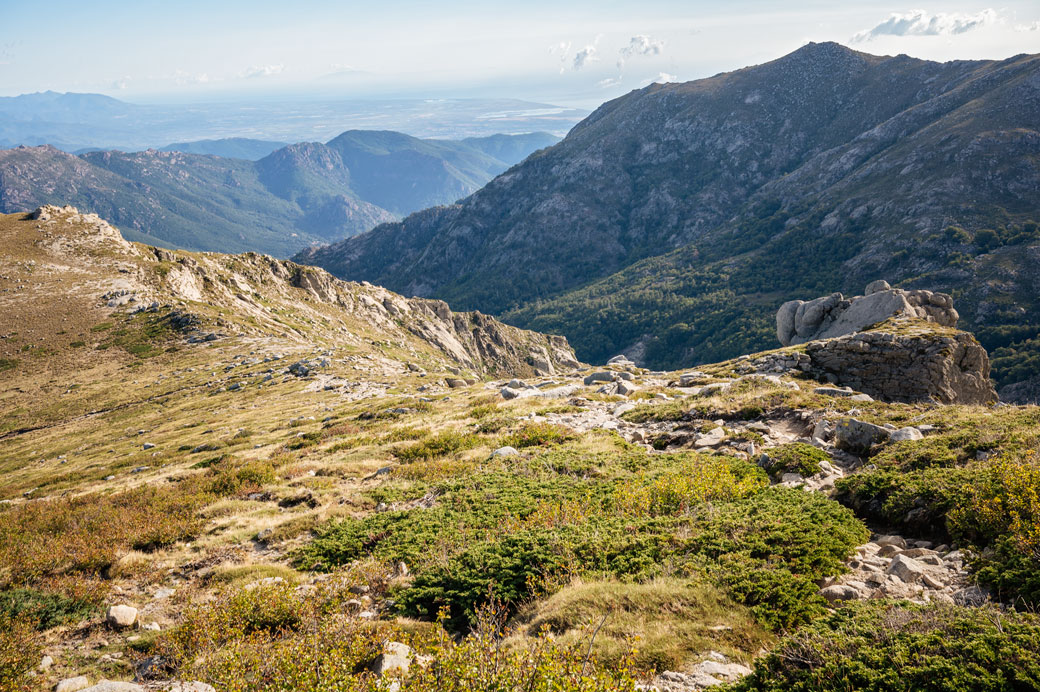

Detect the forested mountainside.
[
  {"left": 0, "top": 130, "right": 559, "bottom": 257},
  {"left": 296, "top": 43, "right": 1040, "bottom": 398}
]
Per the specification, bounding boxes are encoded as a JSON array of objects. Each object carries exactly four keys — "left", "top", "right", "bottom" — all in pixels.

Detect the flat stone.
[
  {"left": 491, "top": 446, "right": 519, "bottom": 457},
  {"left": 81, "top": 683, "right": 145, "bottom": 692},
  {"left": 56, "top": 678, "right": 91, "bottom": 692}
]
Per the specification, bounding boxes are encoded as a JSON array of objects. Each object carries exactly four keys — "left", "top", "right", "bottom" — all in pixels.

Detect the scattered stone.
[
  {"left": 820, "top": 584, "right": 861, "bottom": 603},
  {"left": 583, "top": 371, "right": 615, "bottom": 386},
  {"left": 445, "top": 378, "right": 467, "bottom": 388},
  {"left": 80, "top": 683, "right": 144, "bottom": 692},
  {"left": 56, "top": 677, "right": 91, "bottom": 692},
  {"left": 835, "top": 418, "right": 890, "bottom": 454},
  {"left": 105, "top": 604, "right": 138, "bottom": 629},
  {"left": 876, "top": 535, "right": 907, "bottom": 548},
  {"left": 492, "top": 446, "right": 520, "bottom": 457},
  {"left": 157, "top": 684, "right": 217, "bottom": 692},
  {"left": 890, "top": 426, "right": 924, "bottom": 442},
  {"left": 40, "top": 655, "right": 54, "bottom": 671},
  {"left": 616, "top": 380, "right": 639, "bottom": 396},
  {"left": 142, "top": 442, "right": 156, "bottom": 450},
  {"left": 694, "top": 427, "right": 726, "bottom": 448},
  {"left": 371, "top": 642, "right": 412, "bottom": 675},
  {"left": 887, "top": 554, "right": 926, "bottom": 583}
]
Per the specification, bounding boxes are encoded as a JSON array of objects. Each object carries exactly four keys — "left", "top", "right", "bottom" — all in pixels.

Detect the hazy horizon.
[{"left": 2, "top": 1, "right": 1038, "bottom": 109}]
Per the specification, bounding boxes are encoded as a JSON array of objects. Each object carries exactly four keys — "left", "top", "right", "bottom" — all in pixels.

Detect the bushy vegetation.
[
  {"left": 300, "top": 441, "right": 866, "bottom": 634},
  {"left": 761, "top": 443, "right": 829, "bottom": 480},
  {"left": 0, "top": 612, "right": 41, "bottom": 692},
  {"left": 0, "top": 587, "right": 97, "bottom": 630},
  {"left": 157, "top": 576, "right": 638, "bottom": 692},
  {"left": 394, "top": 431, "right": 481, "bottom": 462},
  {"left": 499, "top": 422, "right": 576, "bottom": 449},
  {"left": 729, "top": 601, "right": 1040, "bottom": 691}
]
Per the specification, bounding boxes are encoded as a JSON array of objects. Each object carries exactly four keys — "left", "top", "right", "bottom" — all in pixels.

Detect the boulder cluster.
[{"left": 777, "top": 280, "right": 958, "bottom": 346}]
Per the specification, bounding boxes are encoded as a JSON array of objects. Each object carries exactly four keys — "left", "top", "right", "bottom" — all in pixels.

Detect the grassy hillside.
[{"left": 2, "top": 207, "right": 1040, "bottom": 691}]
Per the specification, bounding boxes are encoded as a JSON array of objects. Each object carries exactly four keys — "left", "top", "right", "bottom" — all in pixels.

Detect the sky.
[{"left": 1, "top": 1, "right": 1038, "bottom": 107}]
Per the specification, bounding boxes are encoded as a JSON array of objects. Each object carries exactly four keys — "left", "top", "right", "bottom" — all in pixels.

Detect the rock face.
[
  {"left": 777, "top": 282, "right": 958, "bottom": 346},
  {"left": 804, "top": 322, "right": 997, "bottom": 404}
]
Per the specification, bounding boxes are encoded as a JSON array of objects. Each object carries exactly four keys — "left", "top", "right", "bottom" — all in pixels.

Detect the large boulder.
[
  {"left": 778, "top": 282, "right": 958, "bottom": 346},
  {"left": 804, "top": 321, "right": 997, "bottom": 404}
]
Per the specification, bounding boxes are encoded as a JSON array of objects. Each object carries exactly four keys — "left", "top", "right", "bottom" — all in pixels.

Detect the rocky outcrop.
[
  {"left": 803, "top": 321, "right": 997, "bottom": 404},
  {"left": 777, "top": 281, "right": 958, "bottom": 346}
]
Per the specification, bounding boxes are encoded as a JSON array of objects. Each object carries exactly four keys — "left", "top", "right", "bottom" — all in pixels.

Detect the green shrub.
[
  {"left": 499, "top": 422, "right": 576, "bottom": 449},
  {"left": 729, "top": 602, "right": 1040, "bottom": 691},
  {"left": 0, "top": 612, "right": 41, "bottom": 692},
  {"left": 761, "top": 443, "right": 828, "bottom": 480},
  {"left": 0, "top": 588, "right": 97, "bottom": 630},
  {"left": 394, "top": 431, "right": 480, "bottom": 462}
]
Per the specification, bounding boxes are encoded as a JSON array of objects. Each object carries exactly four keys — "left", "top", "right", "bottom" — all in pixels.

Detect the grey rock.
[
  {"left": 81, "top": 683, "right": 145, "bottom": 692},
  {"left": 371, "top": 642, "right": 411, "bottom": 675},
  {"left": 887, "top": 554, "right": 926, "bottom": 583},
  {"left": 777, "top": 284, "right": 958, "bottom": 346},
  {"left": 105, "top": 604, "right": 138, "bottom": 629},
  {"left": 890, "top": 426, "right": 924, "bottom": 442},
  {"left": 583, "top": 371, "right": 616, "bottom": 386},
  {"left": 56, "top": 678, "right": 91, "bottom": 692},
  {"left": 835, "top": 418, "right": 890, "bottom": 454},
  {"left": 492, "top": 446, "right": 519, "bottom": 457},
  {"left": 819, "top": 584, "right": 860, "bottom": 603},
  {"left": 952, "top": 585, "right": 988, "bottom": 606}
]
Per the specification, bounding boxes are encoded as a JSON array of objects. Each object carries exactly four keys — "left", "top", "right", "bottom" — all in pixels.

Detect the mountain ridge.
[
  {"left": 295, "top": 42, "right": 1040, "bottom": 394},
  {"left": 0, "top": 130, "right": 560, "bottom": 257}
]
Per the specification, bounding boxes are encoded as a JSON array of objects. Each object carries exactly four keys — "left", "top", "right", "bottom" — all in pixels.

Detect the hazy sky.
[{"left": 1, "top": 1, "right": 1038, "bottom": 106}]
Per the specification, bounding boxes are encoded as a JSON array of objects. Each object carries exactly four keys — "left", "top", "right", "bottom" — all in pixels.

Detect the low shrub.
[
  {"left": 0, "top": 587, "right": 97, "bottom": 630},
  {"left": 761, "top": 443, "right": 829, "bottom": 480},
  {"left": 616, "top": 455, "right": 766, "bottom": 516},
  {"left": 499, "top": 422, "right": 576, "bottom": 449},
  {"left": 729, "top": 601, "right": 1040, "bottom": 691},
  {"left": 394, "top": 431, "right": 480, "bottom": 462},
  {"left": 0, "top": 612, "right": 41, "bottom": 692}
]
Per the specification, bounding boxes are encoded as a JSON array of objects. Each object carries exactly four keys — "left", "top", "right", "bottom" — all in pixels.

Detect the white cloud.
[
  {"left": 112, "top": 76, "right": 131, "bottom": 90},
  {"left": 573, "top": 44, "right": 598, "bottom": 70},
  {"left": 548, "top": 41, "right": 572, "bottom": 74},
  {"left": 617, "top": 35, "right": 664, "bottom": 69},
  {"left": 1015, "top": 20, "right": 1040, "bottom": 32},
  {"left": 597, "top": 76, "right": 622, "bottom": 88},
  {"left": 852, "top": 9, "right": 999, "bottom": 42},
  {"left": 641, "top": 72, "right": 677, "bottom": 87},
  {"left": 172, "top": 69, "right": 211, "bottom": 85},
  {"left": 239, "top": 63, "right": 285, "bottom": 79}
]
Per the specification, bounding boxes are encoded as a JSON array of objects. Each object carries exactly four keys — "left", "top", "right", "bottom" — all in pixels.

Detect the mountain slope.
[
  {"left": 0, "top": 131, "right": 559, "bottom": 257},
  {"left": 295, "top": 43, "right": 1040, "bottom": 390},
  {"left": 0, "top": 144, "right": 392, "bottom": 256},
  {"left": 158, "top": 137, "right": 289, "bottom": 160}
]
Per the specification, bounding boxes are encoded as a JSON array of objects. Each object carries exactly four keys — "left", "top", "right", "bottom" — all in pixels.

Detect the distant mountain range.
[
  {"left": 158, "top": 138, "right": 289, "bottom": 160},
  {"left": 0, "top": 91, "right": 586, "bottom": 150},
  {"left": 0, "top": 130, "right": 559, "bottom": 256},
  {"left": 294, "top": 42, "right": 1040, "bottom": 397}
]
